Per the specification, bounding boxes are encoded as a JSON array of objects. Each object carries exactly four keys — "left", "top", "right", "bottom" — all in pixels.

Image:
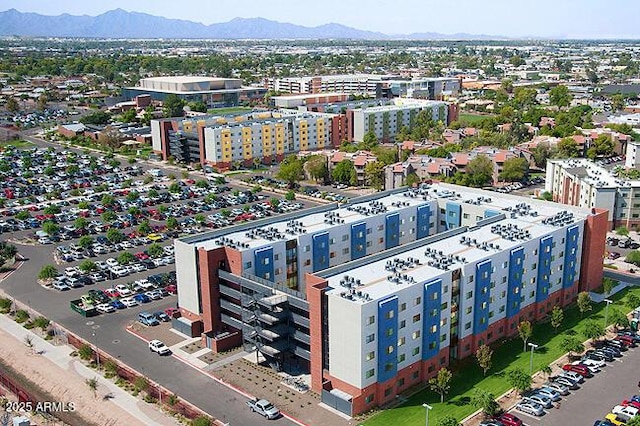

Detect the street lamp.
[
  {"left": 422, "top": 403, "right": 432, "bottom": 426},
  {"left": 604, "top": 299, "right": 613, "bottom": 329},
  {"left": 92, "top": 330, "right": 99, "bottom": 369},
  {"left": 528, "top": 342, "right": 539, "bottom": 374}
]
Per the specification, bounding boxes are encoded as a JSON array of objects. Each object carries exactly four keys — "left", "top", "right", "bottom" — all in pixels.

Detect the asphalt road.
[{"left": 508, "top": 343, "right": 640, "bottom": 425}]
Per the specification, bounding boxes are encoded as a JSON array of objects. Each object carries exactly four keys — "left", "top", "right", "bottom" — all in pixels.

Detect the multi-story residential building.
[
  {"left": 546, "top": 156, "right": 640, "bottom": 230},
  {"left": 173, "top": 183, "right": 606, "bottom": 416},
  {"left": 264, "top": 74, "right": 460, "bottom": 100},
  {"left": 151, "top": 110, "right": 342, "bottom": 168},
  {"left": 351, "top": 98, "right": 455, "bottom": 143},
  {"left": 123, "top": 76, "right": 266, "bottom": 108}
]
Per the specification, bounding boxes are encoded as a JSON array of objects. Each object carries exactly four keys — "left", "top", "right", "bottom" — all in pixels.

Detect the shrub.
[
  {"left": 15, "top": 310, "right": 29, "bottom": 323},
  {"left": 0, "top": 298, "right": 12, "bottom": 313},
  {"left": 191, "top": 416, "right": 212, "bottom": 426},
  {"left": 78, "top": 343, "right": 94, "bottom": 361},
  {"left": 33, "top": 316, "right": 50, "bottom": 330}
]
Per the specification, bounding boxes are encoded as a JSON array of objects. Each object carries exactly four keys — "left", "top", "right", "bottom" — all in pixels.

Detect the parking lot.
[
  {"left": 507, "top": 339, "right": 640, "bottom": 425},
  {"left": 0, "top": 145, "right": 320, "bottom": 320}
]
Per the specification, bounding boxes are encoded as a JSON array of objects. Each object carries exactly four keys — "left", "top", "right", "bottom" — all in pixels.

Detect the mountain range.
[{"left": 0, "top": 8, "right": 505, "bottom": 40}]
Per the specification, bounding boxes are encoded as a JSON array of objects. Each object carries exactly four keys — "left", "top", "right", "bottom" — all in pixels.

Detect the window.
[
  {"left": 415, "top": 297, "right": 422, "bottom": 306},
  {"left": 368, "top": 316, "right": 375, "bottom": 325},
  {"left": 366, "top": 351, "right": 375, "bottom": 361},
  {"left": 274, "top": 254, "right": 279, "bottom": 261},
  {"left": 412, "top": 347, "right": 420, "bottom": 356},
  {"left": 377, "top": 224, "right": 384, "bottom": 231},
  {"left": 366, "top": 228, "right": 372, "bottom": 235},
  {"left": 384, "top": 363, "right": 394, "bottom": 372},
  {"left": 366, "top": 369, "right": 375, "bottom": 379},
  {"left": 386, "top": 328, "right": 394, "bottom": 337},
  {"left": 430, "top": 325, "right": 437, "bottom": 333},
  {"left": 342, "top": 234, "right": 349, "bottom": 242},
  {"left": 329, "top": 252, "right": 336, "bottom": 258},
  {"left": 466, "top": 291, "right": 473, "bottom": 299},
  {"left": 499, "top": 305, "right": 505, "bottom": 313},
  {"left": 465, "top": 307, "right": 472, "bottom": 314},
  {"left": 441, "top": 334, "right": 446, "bottom": 342},
  {"left": 412, "top": 331, "right": 421, "bottom": 339},
  {"left": 386, "top": 310, "right": 395, "bottom": 319},
  {"left": 413, "top": 314, "right": 421, "bottom": 323},
  {"left": 263, "top": 257, "right": 270, "bottom": 265},
  {"left": 342, "top": 248, "right": 349, "bottom": 255},
  {"left": 366, "top": 334, "right": 375, "bottom": 343},
  {"left": 399, "top": 320, "right": 406, "bottom": 329},
  {"left": 465, "top": 322, "right": 471, "bottom": 330},
  {"left": 398, "top": 337, "right": 405, "bottom": 346},
  {"left": 275, "top": 268, "right": 282, "bottom": 275},
  {"left": 384, "top": 387, "right": 393, "bottom": 397},
  {"left": 386, "top": 345, "right": 394, "bottom": 354},
  {"left": 244, "top": 261, "right": 252, "bottom": 269},
  {"left": 304, "top": 259, "right": 311, "bottom": 266},
  {"left": 400, "top": 303, "right": 407, "bottom": 312},
  {"left": 469, "top": 275, "right": 474, "bottom": 283}
]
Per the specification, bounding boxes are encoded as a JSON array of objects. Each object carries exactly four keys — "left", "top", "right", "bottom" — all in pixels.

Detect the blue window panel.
[
  {"left": 536, "top": 236, "right": 553, "bottom": 303},
  {"left": 507, "top": 247, "right": 525, "bottom": 318},
  {"left": 416, "top": 204, "right": 431, "bottom": 239},
  {"left": 484, "top": 210, "right": 501, "bottom": 218},
  {"left": 350, "top": 222, "right": 367, "bottom": 261},
  {"left": 385, "top": 213, "right": 400, "bottom": 249},
  {"left": 563, "top": 225, "right": 580, "bottom": 288},
  {"left": 377, "top": 296, "right": 398, "bottom": 383},
  {"left": 254, "top": 246, "right": 274, "bottom": 282},
  {"left": 312, "top": 232, "right": 329, "bottom": 272},
  {"left": 474, "top": 260, "right": 492, "bottom": 334},
  {"left": 422, "top": 279, "right": 442, "bottom": 361},
  {"left": 445, "top": 202, "right": 461, "bottom": 230}
]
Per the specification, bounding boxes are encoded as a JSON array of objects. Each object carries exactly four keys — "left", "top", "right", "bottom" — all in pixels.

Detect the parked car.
[
  {"left": 134, "top": 293, "right": 150, "bottom": 304},
  {"left": 515, "top": 400, "right": 544, "bottom": 416},
  {"left": 494, "top": 412, "right": 523, "bottom": 426},
  {"left": 562, "top": 364, "right": 592, "bottom": 378},
  {"left": 154, "top": 311, "right": 171, "bottom": 322},
  {"left": 138, "top": 312, "right": 159, "bottom": 326},
  {"left": 115, "top": 284, "right": 132, "bottom": 297},
  {"left": 148, "top": 339, "right": 171, "bottom": 355},
  {"left": 110, "top": 299, "right": 126, "bottom": 310},
  {"left": 542, "top": 381, "right": 569, "bottom": 396},
  {"left": 524, "top": 394, "right": 553, "bottom": 409},
  {"left": 121, "top": 297, "right": 138, "bottom": 308},
  {"left": 535, "top": 387, "right": 561, "bottom": 402},
  {"left": 612, "top": 404, "right": 639, "bottom": 419},
  {"left": 96, "top": 303, "right": 115, "bottom": 314},
  {"left": 552, "top": 375, "right": 580, "bottom": 390},
  {"left": 605, "top": 413, "right": 628, "bottom": 426},
  {"left": 165, "top": 307, "right": 180, "bottom": 318}
]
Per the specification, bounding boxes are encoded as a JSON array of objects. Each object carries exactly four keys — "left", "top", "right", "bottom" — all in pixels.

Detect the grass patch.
[
  {"left": 207, "top": 106, "right": 252, "bottom": 115},
  {"left": 459, "top": 113, "right": 493, "bottom": 124},
  {"left": 0, "top": 140, "right": 34, "bottom": 148},
  {"left": 364, "top": 287, "right": 640, "bottom": 426},
  {"left": 225, "top": 170, "right": 251, "bottom": 176}
]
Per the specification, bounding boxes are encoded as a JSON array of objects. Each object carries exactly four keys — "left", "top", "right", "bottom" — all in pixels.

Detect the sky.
[{"left": 1, "top": 0, "right": 639, "bottom": 39}]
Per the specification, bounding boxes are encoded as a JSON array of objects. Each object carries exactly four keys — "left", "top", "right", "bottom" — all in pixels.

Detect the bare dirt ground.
[{"left": 0, "top": 327, "right": 146, "bottom": 426}]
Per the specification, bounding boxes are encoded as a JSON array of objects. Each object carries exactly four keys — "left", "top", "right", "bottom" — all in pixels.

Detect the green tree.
[
  {"left": 603, "top": 277, "right": 616, "bottom": 296},
  {"left": 466, "top": 155, "right": 494, "bottom": 187},
  {"left": 276, "top": 155, "right": 304, "bottom": 189},
  {"left": 117, "top": 252, "right": 136, "bottom": 265},
  {"left": 609, "top": 309, "right": 630, "bottom": 329},
  {"left": 74, "top": 217, "right": 89, "bottom": 230},
  {"left": 138, "top": 221, "right": 152, "bottom": 236},
  {"left": 332, "top": 160, "right": 357, "bottom": 186},
  {"left": 626, "top": 416, "right": 640, "bottom": 426},
  {"left": 102, "top": 211, "right": 116, "bottom": 223},
  {"left": 506, "top": 367, "right": 532, "bottom": 394},
  {"left": 364, "top": 161, "right": 385, "bottom": 190},
  {"left": 168, "top": 182, "right": 181, "bottom": 193},
  {"left": 435, "top": 416, "right": 460, "bottom": 426},
  {"left": 188, "top": 101, "right": 207, "bottom": 113},
  {"left": 551, "top": 305, "right": 564, "bottom": 333},
  {"left": 285, "top": 190, "right": 296, "bottom": 201},
  {"left": 501, "top": 78, "right": 514, "bottom": 93},
  {"left": 38, "top": 265, "right": 58, "bottom": 280},
  {"left": 471, "top": 388, "right": 499, "bottom": 417},
  {"left": 166, "top": 217, "right": 179, "bottom": 230},
  {"left": 428, "top": 367, "right": 452, "bottom": 403},
  {"left": 15, "top": 210, "right": 30, "bottom": 221},
  {"left": 361, "top": 131, "right": 378, "bottom": 150},
  {"left": 616, "top": 226, "right": 629, "bottom": 237},
  {"left": 78, "top": 260, "right": 97, "bottom": 273},
  {"left": 626, "top": 250, "right": 640, "bottom": 267},
  {"left": 475, "top": 344, "right": 493, "bottom": 376},
  {"left": 577, "top": 291, "right": 592, "bottom": 317},
  {"left": 559, "top": 335, "right": 584, "bottom": 359},
  {"left": 86, "top": 377, "right": 98, "bottom": 399},
  {"left": 194, "top": 213, "right": 205, "bottom": 224},
  {"left": 101, "top": 194, "right": 115, "bottom": 207},
  {"left": 586, "top": 134, "right": 614, "bottom": 160},
  {"left": 549, "top": 85, "right": 573, "bottom": 108},
  {"left": 518, "top": 320, "right": 532, "bottom": 352},
  {"left": 36, "top": 93, "right": 48, "bottom": 111},
  {"left": 147, "top": 243, "right": 164, "bottom": 258},
  {"left": 163, "top": 94, "right": 185, "bottom": 117},
  {"left": 43, "top": 205, "right": 61, "bottom": 215},
  {"left": 499, "top": 157, "right": 529, "bottom": 182},
  {"left": 78, "top": 344, "right": 94, "bottom": 361},
  {"left": 531, "top": 142, "right": 552, "bottom": 168},
  {"left": 80, "top": 111, "right": 111, "bottom": 125},
  {"left": 583, "top": 319, "right": 605, "bottom": 341},
  {"left": 134, "top": 376, "right": 149, "bottom": 394},
  {"left": 106, "top": 228, "right": 124, "bottom": 244},
  {"left": 6, "top": 96, "right": 19, "bottom": 113},
  {"left": 42, "top": 221, "right": 59, "bottom": 236},
  {"left": 626, "top": 293, "right": 640, "bottom": 309},
  {"left": 120, "top": 108, "right": 137, "bottom": 123},
  {"left": 611, "top": 93, "right": 625, "bottom": 112},
  {"left": 405, "top": 172, "right": 421, "bottom": 187},
  {"left": 509, "top": 56, "right": 525, "bottom": 67}
]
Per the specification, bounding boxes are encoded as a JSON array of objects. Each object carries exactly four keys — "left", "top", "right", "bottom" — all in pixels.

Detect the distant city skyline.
[{"left": 1, "top": 0, "right": 639, "bottom": 39}]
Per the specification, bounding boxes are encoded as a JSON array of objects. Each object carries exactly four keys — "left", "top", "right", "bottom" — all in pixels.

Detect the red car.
[
  {"left": 615, "top": 335, "right": 636, "bottom": 347},
  {"left": 166, "top": 284, "right": 177, "bottom": 295},
  {"left": 103, "top": 288, "right": 120, "bottom": 298},
  {"left": 622, "top": 400, "right": 640, "bottom": 410},
  {"left": 562, "top": 363, "right": 592, "bottom": 377},
  {"left": 134, "top": 252, "right": 149, "bottom": 260},
  {"left": 494, "top": 412, "right": 523, "bottom": 426},
  {"left": 164, "top": 307, "right": 180, "bottom": 318}
]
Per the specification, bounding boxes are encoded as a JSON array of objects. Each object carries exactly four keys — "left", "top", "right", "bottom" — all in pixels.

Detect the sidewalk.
[{"left": 0, "top": 314, "right": 179, "bottom": 426}]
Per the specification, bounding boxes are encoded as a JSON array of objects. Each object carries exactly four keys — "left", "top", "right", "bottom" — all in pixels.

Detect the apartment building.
[
  {"left": 151, "top": 110, "right": 342, "bottom": 168},
  {"left": 173, "top": 184, "right": 606, "bottom": 416},
  {"left": 351, "top": 98, "right": 455, "bottom": 143},
  {"left": 546, "top": 155, "right": 640, "bottom": 230}
]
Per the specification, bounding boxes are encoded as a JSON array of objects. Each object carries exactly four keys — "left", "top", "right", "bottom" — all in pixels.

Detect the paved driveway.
[{"left": 509, "top": 344, "right": 640, "bottom": 425}]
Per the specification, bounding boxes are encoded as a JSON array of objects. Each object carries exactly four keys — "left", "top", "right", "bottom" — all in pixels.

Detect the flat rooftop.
[
  {"left": 551, "top": 158, "right": 640, "bottom": 188},
  {"left": 140, "top": 76, "right": 238, "bottom": 84}
]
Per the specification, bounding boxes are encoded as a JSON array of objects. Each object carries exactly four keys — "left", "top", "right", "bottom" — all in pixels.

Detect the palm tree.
[{"left": 86, "top": 377, "right": 98, "bottom": 398}]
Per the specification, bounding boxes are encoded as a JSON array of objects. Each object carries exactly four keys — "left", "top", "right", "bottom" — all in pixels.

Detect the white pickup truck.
[{"left": 246, "top": 398, "right": 280, "bottom": 420}]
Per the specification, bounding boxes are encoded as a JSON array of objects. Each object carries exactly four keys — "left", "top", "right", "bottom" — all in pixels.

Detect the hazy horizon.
[{"left": 1, "top": 1, "right": 639, "bottom": 39}]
